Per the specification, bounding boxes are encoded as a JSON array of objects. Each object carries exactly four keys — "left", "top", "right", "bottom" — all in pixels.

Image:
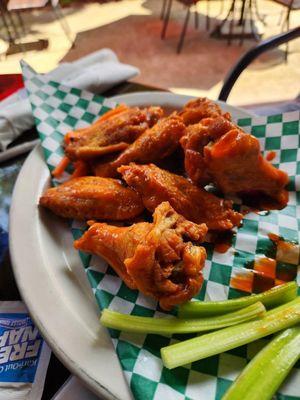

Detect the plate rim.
[
  {"left": 9, "top": 92, "right": 254, "bottom": 399},
  {"left": 9, "top": 146, "right": 124, "bottom": 400}
]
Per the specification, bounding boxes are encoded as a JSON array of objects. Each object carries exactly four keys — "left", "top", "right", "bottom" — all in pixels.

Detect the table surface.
[{"left": 1, "top": 78, "right": 299, "bottom": 399}]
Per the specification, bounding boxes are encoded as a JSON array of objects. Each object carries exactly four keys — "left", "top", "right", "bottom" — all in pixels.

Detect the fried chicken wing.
[
  {"left": 92, "top": 114, "right": 186, "bottom": 178},
  {"left": 179, "top": 97, "right": 231, "bottom": 125},
  {"left": 74, "top": 202, "right": 207, "bottom": 310},
  {"left": 181, "top": 116, "right": 289, "bottom": 208},
  {"left": 39, "top": 176, "right": 144, "bottom": 220},
  {"left": 75, "top": 220, "right": 150, "bottom": 289},
  {"left": 181, "top": 116, "right": 237, "bottom": 186},
  {"left": 64, "top": 106, "right": 164, "bottom": 161},
  {"left": 119, "top": 163, "right": 243, "bottom": 231}
]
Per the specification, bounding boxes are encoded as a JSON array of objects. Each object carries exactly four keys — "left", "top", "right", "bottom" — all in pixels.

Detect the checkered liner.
[{"left": 21, "top": 60, "right": 300, "bottom": 400}]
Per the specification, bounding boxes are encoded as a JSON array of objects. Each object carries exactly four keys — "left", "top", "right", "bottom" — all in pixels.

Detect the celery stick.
[
  {"left": 100, "top": 302, "right": 265, "bottom": 335},
  {"left": 178, "top": 281, "right": 297, "bottom": 318},
  {"left": 222, "top": 326, "right": 300, "bottom": 400},
  {"left": 161, "top": 297, "right": 300, "bottom": 369}
]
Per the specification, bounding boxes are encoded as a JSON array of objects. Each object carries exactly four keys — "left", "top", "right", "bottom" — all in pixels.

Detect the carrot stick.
[
  {"left": 95, "top": 104, "right": 128, "bottom": 124},
  {"left": 52, "top": 156, "right": 70, "bottom": 178}
]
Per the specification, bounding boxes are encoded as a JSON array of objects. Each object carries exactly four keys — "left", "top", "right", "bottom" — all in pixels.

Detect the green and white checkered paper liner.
[{"left": 21, "top": 61, "right": 300, "bottom": 400}]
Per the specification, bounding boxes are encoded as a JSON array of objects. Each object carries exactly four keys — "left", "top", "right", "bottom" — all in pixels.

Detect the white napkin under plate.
[{"left": 0, "top": 49, "right": 139, "bottom": 151}]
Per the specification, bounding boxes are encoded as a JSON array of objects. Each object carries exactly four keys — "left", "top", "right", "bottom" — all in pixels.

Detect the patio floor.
[{"left": 0, "top": 0, "right": 299, "bottom": 107}]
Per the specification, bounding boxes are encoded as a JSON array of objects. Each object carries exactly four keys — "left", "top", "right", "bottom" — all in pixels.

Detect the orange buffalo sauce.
[
  {"left": 230, "top": 273, "right": 254, "bottom": 293},
  {"left": 230, "top": 269, "right": 279, "bottom": 294},
  {"left": 230, "top": 232, "right": 298, "bottom": 294},
  {"left": 214, "top": 243, "right": 231, "bottom": 254},
  {"left": 254, "top": 257, "right": 276, "bottom": 279},
  {"left": 268, "top": 233, "right": 281, "bottom": 243},
  {"left": 277, "top": 240, "right": 297, "bottom": 254},
  {"left": 213, "top": 231, "right": 234, "bottom": 254},
  {"left": 266, "top": 151, "right": 276, "bottom": 161}
]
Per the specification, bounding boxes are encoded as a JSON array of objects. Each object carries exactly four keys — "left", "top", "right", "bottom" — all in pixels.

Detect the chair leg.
[
  {"left": 6, "top": 11, "right": 21, "bottom": 38},
  {"left": 227, "top": 0, "right": 236, "bottom": 45},
  {"left": 177, "top": 6, "right": 190, "bottom": 54},
  {"left": 0, "top": 7, "right": 14, "bottom": 43},
  {"left": 161, "top": 0, "right": 172, "bottom": 39},
  {"left": 249, "top": 0, "right": 259, "bottom": 41},
  {"left": 194, "top": 9, "right": 199, "bottom": 29},
  {"left": 239, "top": 0, "right": 247, "bottom": 45},
  {"left": 4, "top": 9, "right": 26, "bottom": 53},
  {"left": 160, "top": 0, "right": 167, "bottom": 20},
  {"left": 210, "top": 0, "right": 234, "bottom": 38},
  {"left": 52, "top": 3, "right": 74, "bottom": 46},
  {"left": 284, "top": 9, "right": 291, "bottom": 62},
  {"left": 253, "top": 0, "right": 266, "bottom": 25},
  {"left": 206, "top": 0, "right": 210, "bottom": 31},
  {"left": 15, "top": 11, "right": 26, "bottom": 35}
]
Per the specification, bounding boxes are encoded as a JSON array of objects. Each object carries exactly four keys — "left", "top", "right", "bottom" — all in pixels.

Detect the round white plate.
[{"left": 9, "top": 93, "right": 253, "bottom": 399}]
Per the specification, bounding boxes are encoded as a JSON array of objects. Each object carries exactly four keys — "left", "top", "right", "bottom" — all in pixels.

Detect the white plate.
[{"left": 9, "top": 93, "right": 253, "bottom": 400}]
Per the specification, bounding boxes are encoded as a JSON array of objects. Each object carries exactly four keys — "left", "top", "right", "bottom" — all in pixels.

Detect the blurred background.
[{"left": 0, "top": 0, "right": 299, "bottom": 115}]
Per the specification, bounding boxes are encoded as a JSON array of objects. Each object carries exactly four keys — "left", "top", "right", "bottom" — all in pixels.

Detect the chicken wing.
[
  {"left": 179, "top": 97, "right": 231, "bottom": 125},
  {"left": 119, "top": 163, "right": 243, "bottom": 231},
  {"left": 181, "top": 116, "right": 237, "bottom": 186},
  {"left": 180, "top": 116, "right": 289, "bottom": 209},
  {"left": 92, "top": 114, "right": 186, "bottom": 178},
  {"left": 64, "top": 106, "right": 164, "bottom": 161},
  {"left": 74, "top": 202, "right": 207, "bottom": 310},
  {"left": 39, "top": 176, "right": 144, "bottom": 220}
]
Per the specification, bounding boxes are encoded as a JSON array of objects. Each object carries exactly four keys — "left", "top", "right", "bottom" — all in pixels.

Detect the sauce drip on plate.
[
  {"left": 230, "top": 233, "right": 299, "bottom": 294},
  {"left": 212, "top": 231, "right": 235, "bottom": 254},
  {"left": 266, "top": 151, "right": 276, "bottom": 161}
]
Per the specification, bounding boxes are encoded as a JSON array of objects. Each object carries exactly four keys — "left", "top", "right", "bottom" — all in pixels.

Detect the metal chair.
[
  {"left": 211, "top": 0, "right": 264, "bottom": 46},
  {"left": 0, "top": 0, "right": 28, "bottom": 54},
  {"left": 161, "top": 0, "right": 210, "bottom": 54},
  {"left": 218, "top": 26, "right": 300, "bottom": 102},
  {"left": 271, "top": 0, "right": 300, "bottom": 61},
  {"left": 7, "top": 0, "right": 74, "bottom": 46}
]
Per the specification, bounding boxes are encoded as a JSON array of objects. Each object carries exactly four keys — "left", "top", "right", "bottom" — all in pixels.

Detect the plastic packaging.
[{"left": 0, "top": 301, "right": 51, "bottom": 400}]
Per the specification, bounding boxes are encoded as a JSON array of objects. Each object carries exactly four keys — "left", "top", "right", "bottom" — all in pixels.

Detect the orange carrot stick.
[
  {"left": 95, "top": 104, "right": 128, "bottom": 124},
  {"left": 52, "top": 156, "right": 70, "bottom": 178}
]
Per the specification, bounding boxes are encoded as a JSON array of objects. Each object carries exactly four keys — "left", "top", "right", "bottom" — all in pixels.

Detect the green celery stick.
[
  {"left": 100, "top": 302, "right": 265, "bottom": 335},
  {"left": 223, "top": 326, "right": 300, "bottom": 400},
  {"left": 178, "top": 281, "right": 297, "bottom": 318},
  {"left": 161, "top": 297, "right": 300, "bottom": 369}
]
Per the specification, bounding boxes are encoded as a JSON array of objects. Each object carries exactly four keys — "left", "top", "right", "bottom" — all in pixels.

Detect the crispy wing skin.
[
  {"left": 181, "top": 116, "right": 237, "bottom": 186},
  {"left": 65, "top": 106, "right": 164, "bottom": 161},
  {"left": 181, "top": 117, "right": 289, "bottom": 208},
  {"left": 74, "top": 221, "right": 151, "bottom": 289},
  {"left": 179, "top": 97, "right": 231, "bottom": 125},
  {"left": 74, "top": 202, "right": 207, "bottom": 310},
  {"left": 119, "top": 163, "right": 243, "bottom": 231},
  {"left": 92, "top": 114, "right": 186, "bottom": 178},
  {"left": 39, "top": 176, "right": 144, "bottom": 220},
  {"left": 204, "top": 129, "right": 289, "bottom": 208}
]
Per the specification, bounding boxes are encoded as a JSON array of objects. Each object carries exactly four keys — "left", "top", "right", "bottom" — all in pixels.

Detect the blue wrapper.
[{"left": 0, "top": 302, "right": 51, "bottom": 399}]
